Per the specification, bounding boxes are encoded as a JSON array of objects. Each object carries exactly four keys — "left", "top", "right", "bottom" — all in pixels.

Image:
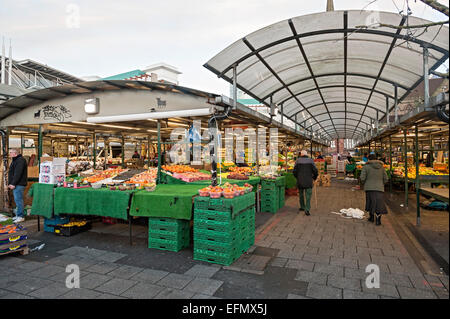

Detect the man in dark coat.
[
  {"left": 293, "top": 150, "right": 318, "bottom": 216},
  {"left": 8, "top": 148, "right": 28, "bottom": 223}
]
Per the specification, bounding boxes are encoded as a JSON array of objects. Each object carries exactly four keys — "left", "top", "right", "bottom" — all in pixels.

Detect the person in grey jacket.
[
  {"left": 360, "top": 154, "right": 389, "bottom": 225},
  {"left": 293, "top": 150, "right": 318, "bottom": 216}
]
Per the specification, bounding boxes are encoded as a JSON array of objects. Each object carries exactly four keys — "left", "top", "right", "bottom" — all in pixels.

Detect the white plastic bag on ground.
[{"left": 334, "top": 208, "right": 365, "bottom": 219}]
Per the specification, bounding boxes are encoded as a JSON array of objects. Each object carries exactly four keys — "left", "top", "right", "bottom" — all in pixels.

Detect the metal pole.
[
  {"left": 389, "top": 135, "right": 392, "bottom": 193},
  {"left": 20, "top": 134, "right": 24, "bottom": 155},
  {"left": 38, "top": 125, "right": 43, "bottom": 170},
  {"left": 423, "top": 45, "right": 430, "bottom": 107},
  {"left": 404, "top": 128, "right": 408, "bottom": 208},
  {"left": 121, "top": 135, "right": 125, "bottom": 169},
  {"left": 93, "top": 132, "right": 97, "bottom": 170},
  {"left": 280, "top": 103, "right": 284, "bottom": 125},
  {"left": 147, "top": 135, "right": 151, "bottom": 168},
  {"left": 157, "top": 120, "right": 161, "bottom": 184},
  {"left": 386, "top": 96, "right": 390, "bottom": 127},
  {"left": 232, "top": 64, "right": 237, "bottom": 109},
  {"left": 394, "top": 84, "right": 398, "bottom": 123},
  {"left": 415, "top": 125, "right": 420, "bottom": 226}
]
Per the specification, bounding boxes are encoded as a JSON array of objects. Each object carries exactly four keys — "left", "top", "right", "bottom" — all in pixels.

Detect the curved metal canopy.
[{"left": 204, "top": 10, "right": 449, "bottom": 140}]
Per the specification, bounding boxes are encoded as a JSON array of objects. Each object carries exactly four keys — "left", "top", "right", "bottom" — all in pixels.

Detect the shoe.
[
  {"left": 375, "top": 214, "right": 381, "bottom": 226},
  {"left": 368, "top": 213, "right": 374, "bottom": 223},
  {"left": 13, "top": 217, "right": 24, "bottom": 223},
  {"left": 305, "top": 211, "right": 310, "bottom": 216}
]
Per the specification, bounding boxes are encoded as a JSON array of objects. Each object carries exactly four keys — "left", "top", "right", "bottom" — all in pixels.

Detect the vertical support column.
[
  {"left": 415, "top": 125, "right": 420, "bottom": 226},
  {"left": 93, "top": 132, "right": 97, "bottom": 170},
  {"left": 394, "top": 84, "right": 398, "bottom": 123},
  {"left": 76, "top": 139, "right": 79, "bottom": 159},
  {"left": 121, "top": 135, "right": 125, "bottom": 169},
  {"left": 38, "top": 125, "right": 43, "bottom": 171},
  {"left": 404, "top": 128, "right": 408, "bottom": 208},
  {"left": 147, "top": 135, "right": 151, "bottom": 168},
  {"left": 104, "top": 137, "right": 109, "bottom": 170},
  {"left": 430, "top": 135, "right": 434, "bottom": 165},
  {"left": 280, "top": 103, "right": 284, "bottom": 125},
  {"left": 386, "top": 96, "right": 390, "bottom": 127},
  {"left": 20, "top": 134, "right": 24, "bottom": 155},
  {"left": 157, "top": 120, "right": 161, "bottom": 184},
  {"left": 232, "top": 64, "right": 237, "bottom": 110},
  {"left": 389, "top": 135, "right": 393, "bottom": 193},
  {"left": 423, "top": 45, "right": 430, "bottom": 107}
]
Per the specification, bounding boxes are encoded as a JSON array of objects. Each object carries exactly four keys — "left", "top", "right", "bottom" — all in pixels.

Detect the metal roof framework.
[
  {"left": 204, "top": 10, "right": 449, "bottom": 142},
  {"left": 0, "top": 80, "right": 328, "bottom": 146}
]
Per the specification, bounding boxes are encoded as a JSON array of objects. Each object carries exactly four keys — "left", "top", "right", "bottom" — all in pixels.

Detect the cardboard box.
[
  {"left": 39, "top": 173, "right": 65, "bottom": 184},
  {"left": 27, "top": 166, "right": 39, "bottom": 178}
]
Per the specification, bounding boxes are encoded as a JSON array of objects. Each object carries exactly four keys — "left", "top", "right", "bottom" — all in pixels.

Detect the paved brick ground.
[{"left": 0, "top": 180, "right": 448, "bottom": 299}]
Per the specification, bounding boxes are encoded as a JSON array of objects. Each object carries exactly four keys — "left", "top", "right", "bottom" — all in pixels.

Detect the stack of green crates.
[
  {"left": 148, "top": 217, "right": 190, "bottom": 252},
  {"left": 260, "top": 177, "right": 286, "bottom": 213},
  {"left": 193, "top": 192, "right": 255, "bottom": 266}
]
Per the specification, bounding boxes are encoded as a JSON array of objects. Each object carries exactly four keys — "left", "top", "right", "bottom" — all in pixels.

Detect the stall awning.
[{"left": 204, "top": 10, "right": 449, "bottom": 140}]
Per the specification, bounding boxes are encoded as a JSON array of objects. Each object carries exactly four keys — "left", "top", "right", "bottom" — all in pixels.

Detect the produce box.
[
  {"left": 53, "top": 221, "right": 91, "bottom": 236},
  {"left": 44, "top": 216, "right": 70, "bottom": 226},
  {"left": 0, "top": 224, "right": 28, "bottom": 256}
]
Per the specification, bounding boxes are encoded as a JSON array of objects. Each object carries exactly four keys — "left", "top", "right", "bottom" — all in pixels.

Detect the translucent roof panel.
[{"left": 205, "top": 10, "right": 449, "bottom": 139}]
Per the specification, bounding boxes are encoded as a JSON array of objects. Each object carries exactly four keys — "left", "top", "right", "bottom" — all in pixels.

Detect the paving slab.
[
  {"left": 362, "top": 283, "right": 400, "bottom": 298},
  {"left": 27, "top": 264, "right": 66, "bottom": 279},
  {"left": 120, "top": 282, "right": 165, "bottom": 299},
  {"left": 85, "top": 261, "right": 121, "bottom": 275},
  {"left": 80, "top": 273, "right": 112, "bottom": 289},
  {"left": 343, "top": 289, "right": 379, "bottom": 299},
  {"left": 157, "top": 273, "right": 195, "bottom": 289},
  {"left": 131, "top": 268, "right": 170, "bottom": 283},
  {"left": 28, "top": 282, "right": 71, "bottom": 299},
  {"left": 184, "top": 264, "right": 221, "bottom": 278},
  {"left": 6, "top": 276, "right": 54, "bottom": 295},
  {"left": 183, "top": 277, "right": 224, "bottom": 295},
  {"left": 107, "top": 265, "right": 144, "bottom": 279},
  {"left": 327, "top": 275, "right": 362, "bottom": 291},
  {"left": 313, "top": 263, "right": 344, "bottom": 277},
  {"left": 306, "top": 283, "right": 342, "bottom": 299},
  {"left": 294, "top": 270, "right": 327, "bottom": 285},
  {"left": 94, "top": 278, "right": 138, "bottom": 295},
  {"left": 59, "top": 288, "right": 104, "bottom": 299},
  {"left": 155, "top": 287, "right": 195, "bottom": 299},
  {"left": 285, "top": 259, "right": 315, "bottom": 272}
]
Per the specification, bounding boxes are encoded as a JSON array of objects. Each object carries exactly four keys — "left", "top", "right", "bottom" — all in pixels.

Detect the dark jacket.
[
  {"left": 292, "top": 156, "right": 318, "bottom": 189},
  {"left": 360, "top": 160, "right": 388, "bottom": 192},
  {"left": 8, "top": 154, "right": 28, "bottom": 186}
]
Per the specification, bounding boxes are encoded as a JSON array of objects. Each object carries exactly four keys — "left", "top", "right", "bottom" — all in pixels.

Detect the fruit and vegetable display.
[
  {"left": 227, "top": 173, "right": 249, "bottom": 180},
  {"left": 162, "top": 165, "right": 198, "bottom": 173},
  {"left": 228, "top": 166, "right": 254, "bottom": 175},
  {"left": 198, "top": 182, "right": 253, "bottom": 199},
  {"left": 82, "top": 168, "right": 128, "bottom": 183},
  {"left": 123, "top": 168, "right": 158, "bottom": 185},
  {"left": 162, "top": 165, "right": 211, "bottom": 182},
  {"left": 393, "top": 166, "right": 448, "bottom": 179}
]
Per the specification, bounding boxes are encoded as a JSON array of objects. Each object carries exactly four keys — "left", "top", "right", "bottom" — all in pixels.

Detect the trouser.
[
  {"left": 12, "top": 185, "right": 25, "bottom": 217},
  {"left": 299, "top": 188, "right": 312, "bottom": 212}
]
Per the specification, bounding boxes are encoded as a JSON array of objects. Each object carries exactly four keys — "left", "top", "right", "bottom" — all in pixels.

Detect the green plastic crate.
[
  {"left": 194, "top": 219, "right": 238, "bottom": 233},
  {"left": 148, "top": 228, "right": 190, "bottom": 242},
  {"left": 194, "top": 238, "right": 238, "bottom": 254},
  {"left": 148, "top": 236, "right": 190, "bottom": 252},
  {"left": 193, "top": 249, "right": 237, "bottom": 266},
  {"left": 194, "top": 193, "right": 255, "bottom": 217},
  {"left": 149, "top": 217, "right": 189, "bottom": 232},
  {"left": 194, "top": 209, "right": 233, "bottom": 223},
  {"left": 193, "top": 228, "right": 239, "bottom": 243}
]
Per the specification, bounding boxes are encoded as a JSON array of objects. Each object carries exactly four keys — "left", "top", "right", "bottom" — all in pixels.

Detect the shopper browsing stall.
[{"left": 8, "top": 148, "right": 28, "bottom": 223}]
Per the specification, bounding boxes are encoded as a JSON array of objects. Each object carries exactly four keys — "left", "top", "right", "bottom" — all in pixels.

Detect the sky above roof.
[{"left": 1, "top": 0, "right": 448, "bottom": 97}]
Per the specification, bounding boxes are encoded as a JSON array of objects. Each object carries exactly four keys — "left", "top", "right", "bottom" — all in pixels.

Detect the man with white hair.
[
  {"left": 293, "top": 150, "right": 318, "bottom": 216},
  {"left": 8, "top": 148, "right": 28, "bottom": 223}
]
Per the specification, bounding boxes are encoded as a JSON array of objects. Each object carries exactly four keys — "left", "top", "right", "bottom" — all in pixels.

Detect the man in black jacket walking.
[
  {"left": 8, "top": 148, "right": 28, "bottom": 223},
  {"left": 293, "top": 150, "right": 318, "bottom": 216}
]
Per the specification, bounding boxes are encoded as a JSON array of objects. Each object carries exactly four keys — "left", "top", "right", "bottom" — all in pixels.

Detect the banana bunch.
[{"left": 61, "top": 221, "right": 87, "bottom": 227}]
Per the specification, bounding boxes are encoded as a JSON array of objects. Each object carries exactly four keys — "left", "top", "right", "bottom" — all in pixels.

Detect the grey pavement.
[{"left": 0, "top": 180, "right": 447, "bottom": 299}]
